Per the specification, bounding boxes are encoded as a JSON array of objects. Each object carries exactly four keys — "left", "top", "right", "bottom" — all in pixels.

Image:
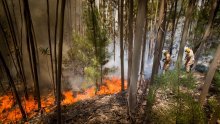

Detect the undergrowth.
[{"left": 146, "top": 70, "right": 206, "bottom": 124}]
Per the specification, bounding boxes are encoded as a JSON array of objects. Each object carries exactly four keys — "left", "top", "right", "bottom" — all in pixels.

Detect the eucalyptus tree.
[
  {"left": 119, "top": 0, "right": 125, "bottom": 91},
  {"left": 128, "top": 0, "right": 148, "bottom": 120},
  {"left": 150, "top": 0, "right": 167, "bottom": 84},
  {"left": 176, "top": 0, "right": 196, "bottom": 67},
  {"left": 193, "top": 0, "right": 220, "bottom": 69},
  {"left": 22, "top": 0, "right": 41, "bottom": 109},
  {"left": 127, "top": 0, "right": 134, "bottom": 87},
  {"left": 169, "top": 0, "right": 178, "bottom": 55},
  {"left": 46, "top": 0, "right": 55, "bottom": 96},
  {"left": 199, "top": 44, "right": 220, "bottom": 106},
  {"left": 56, "top": 0, "right": 66, "bottom": 123}
]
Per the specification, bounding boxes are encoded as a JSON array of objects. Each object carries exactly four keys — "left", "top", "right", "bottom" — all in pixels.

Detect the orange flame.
[{"left": 0, "top": 77, "right": 126, "bottom": 123}]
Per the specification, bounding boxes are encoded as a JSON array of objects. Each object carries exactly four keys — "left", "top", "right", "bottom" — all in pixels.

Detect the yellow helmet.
[
  {"left": 185, "top": 47, "right": 190, "bottom": 53},
  {"left": 163, "top": 50, "right": 169, "bottom": 56}
]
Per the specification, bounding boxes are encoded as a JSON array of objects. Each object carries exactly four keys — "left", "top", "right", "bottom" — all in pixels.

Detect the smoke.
[{"left": 0, "top": 0, "right": 76, "bottom": 93}]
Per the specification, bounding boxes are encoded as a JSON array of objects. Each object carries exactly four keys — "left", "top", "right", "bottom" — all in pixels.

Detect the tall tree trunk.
[
  {"left": 192, "top": 0, "right": 220, "bottom": 70},
  {"left": 169, "top": 0, "right": 178, "bottom": 55},
  {"left": 46, "top": 0, "right": 56, "bottom": 96},
  {"left": 150, "top": 0, "right": 167, "bottom": 84},
  {"left": 176, "top": 0, "right": 195, "bottom": 67},
  {"left": 164, "top": 0, "right": 174, "bottom": 43},
  {"left": 57, "top": 0, "right": 66, "bottom": 123},
  {"left": 89, "top": 0, "right": 99, "bottom": 92},
  {"left": 127, "top": 0, "right": 133, "bottom": 87},
  {"left": 113, "top": 11, "right": 116, "bottom": 61},
  {"left": 128, "top": 0, "right": 148, "bottom": 119},
  {"left": 120, "top": 0, "right": 125, "bottom": 91},
  {"left": 140, "top": 16, "right": 148, "bottom": 79},
  {"left": 54, "top": 0, "right": 60, "bottom": 99},
  {"left": 23, "top": 0, "right": 41, "bottom": 110},
  {"left": 0, "top": 52, "right": 27, "bottom": 121},
  {"left": 174, "top": 3, "right": 183, "bottom": 35},
  {"left": 199, "top": 44, "right": 220, "bottom": 106}
]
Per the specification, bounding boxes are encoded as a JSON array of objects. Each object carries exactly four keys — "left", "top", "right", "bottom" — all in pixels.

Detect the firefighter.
[
  {"left": 184, "top": 47, "right": 195, "bottom": 73},
  {"left": 162, "top": 50, "right": 171, "bottom": 73}
]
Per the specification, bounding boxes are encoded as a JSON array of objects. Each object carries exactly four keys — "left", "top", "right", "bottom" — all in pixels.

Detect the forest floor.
[{"left": 29, "top": 72, "right": 212, "bottom": 124}]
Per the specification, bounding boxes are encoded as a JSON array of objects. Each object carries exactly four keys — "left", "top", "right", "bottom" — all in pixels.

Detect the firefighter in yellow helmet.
[
  {"left": 162, "top": 50, "right": 171, "bottom": 73},
  {"left": 184, "top": 47, "right": 195, "bottom": 73}
]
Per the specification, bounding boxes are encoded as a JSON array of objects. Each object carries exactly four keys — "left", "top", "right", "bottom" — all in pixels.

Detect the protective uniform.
[
  {"left": 162, "top": 51, "right": 171, "bottom": 73},
  {"left": 185, "top": 47, "right": 194, "bottom": 73}
]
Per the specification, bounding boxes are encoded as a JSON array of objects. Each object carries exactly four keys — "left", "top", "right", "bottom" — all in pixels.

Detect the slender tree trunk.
[
  {"left": 128, "top": 0, "right": 148, "bottom": 119},
  {"left": 199, "top": 44, "right": 220, "bottom": 106},
  {"left": 54, "top": 0, "right": 60, "bottom": 100},
  {"left": 140, "top": 13, "right": 148, "bottom": 80},
  {"left": 150, "top": 0, "right": 167, "bottom": 84},
  {"left": 0, "top": 52, "right": 27, "bottom": 121},
  {"left": 127, "top": 0, "right": 133, "bottom": 87},
  {"left": 57, "top": 0, "right": 66, "bottom": 123},
  {"left": 120, "top": 0, "right": 125, "bottom": 91},
  {"left": 89, "top": 0, "right": 99, "bottom": 92},
  {"left": 0, "top": 66, "right": 5, "bottom": 92},
  {"left": 176, "top": 0, "right": 195, "bottom": 66},
  {"left": 164, "top": 0, "right": 174, "bottom": 43},
  {"left": 140, "top": 28, "right": 147, "bottom": 78},
  {"left": 46, "top": 0, "right": 56, "bottom": 96},
  {"left": 174, "top": 3, "right": 183, "bottom": 34},
  {"left": 193, "top": 0, "right": 220, "bottom": 70},
  {"left": 23, "top": 0, "right": 41, "bottom": 110},
  {"left": 113, "top": 12, "right": 116, "bottom": 61},
  {"left": 169, "top": 0, "right": 177, "bottom": 55}
]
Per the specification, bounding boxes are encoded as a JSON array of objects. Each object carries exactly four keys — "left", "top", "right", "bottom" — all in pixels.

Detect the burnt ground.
[
  {"left": 32, "top": 92, "right": 146, "bottom": 124},
  {"left": 28, "top": 72, "right": 220, "bottom": 124}
]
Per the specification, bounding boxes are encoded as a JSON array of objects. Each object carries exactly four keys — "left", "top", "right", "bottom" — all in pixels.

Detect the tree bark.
[
  {"left": 150, "top": 0, "right": 167, "bottom": 84},
  {"left": 46, "top": 0, "right": 56, "bottom": 96},
  {"left": 169, "top": 0, "right": 178, "bottom": 55},
  {"left": 140, "top": 16, "right": 148, "bottom": 79},
  {"left": 176, "top": 0, "right": 195, "bottom": 67},
  {"left": 23, "top": 0, "right": 41, "bottom": 109},
  {"left": 54, "top": 0, "right": 60, "bottom": 98},
  {"left": 127, "top": 0, "right": 133, "bottom": 87},
  {"left": 57, "top": 0, "right": 66, "bottom": 123},
  {"left": 120, "top": 0, "right": 125, "bottom": 91},
  {"left": 193, "top": 0, "right": 220, "bottom": 70},
  {"left": 128, "top": 0, "right": 148, "bottom": 118},
  {"left": 199, "top": 44, "right": 220, "bottom": 106}
]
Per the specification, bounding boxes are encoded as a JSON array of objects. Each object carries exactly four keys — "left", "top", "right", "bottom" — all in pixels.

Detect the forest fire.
[{"left": 0, "top": 77, "right": 127, "bottom": 123}]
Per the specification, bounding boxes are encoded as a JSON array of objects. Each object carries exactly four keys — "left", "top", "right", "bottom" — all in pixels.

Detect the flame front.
[{"left": 0, "top": 77, "right": 127, "bottom": 123}]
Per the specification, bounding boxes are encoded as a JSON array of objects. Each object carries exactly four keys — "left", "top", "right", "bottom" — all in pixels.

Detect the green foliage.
[
  {"left": 154, "top": 70, "right": 196, "bottom": 91},
  {"left": 212, "top": 69, "right": 220, "bottom": 94},
  {"left": 175, "top": 93, "right": 206, "bottom": 124},
  {"left": 39, "top": 47, "right": 50, "bottom": 55},
  {"left": 83, "top": 2, "right": 110, "bottom": 67},
  {"left": 207, "top": 97, "right": 220, "bottom": 120},
  {"left": 82, "top": 1, "right": 110, "bottom": 85},
  {"left": 68, "top": 33, "right": 95, "bottom": 67},
  {"left": 67, "top": 2, "right": 110, "bottom": 86},
  {"left": 84, "top": 59, "right": 100, "bottom": 83},
  {"left": 147, "top": 70, "right": 206, "bottom": 123}
]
